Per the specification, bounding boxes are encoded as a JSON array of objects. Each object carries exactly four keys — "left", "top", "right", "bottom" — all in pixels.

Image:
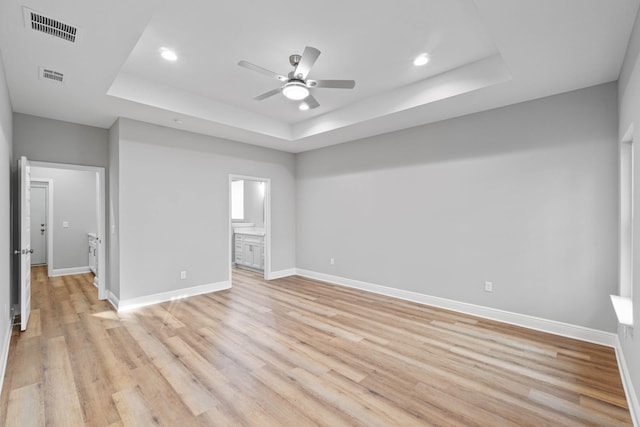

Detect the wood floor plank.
[
  {"left": 77, "top": 313, "right": 137, "bottom": 393},
  {"left": 129, "top": 363, "right": 201, "bottom": 427},
  {"left": 289, "top": 367, "right": 420, "bottom": 427},
  {"left": 112, "top": 386, "right": 160, "bottom": 427},
  {"left": 162, "top": 334, "right": 284, "bottom": 426},
  {"left": 69, "top": 291, "right": 91, "bottom": 314},
  {"left": 529, "top": 388, "right": 623, "bottom": 426},
  {"left": 63, "top": 317, "right": 121, "bottom": 425},
  {"left": 0, "top": 265, "right": 632, "bottom": 426},
  {"left": 42, "top": 335, "right": 84, "bottom": 426},
  {"left": 6, "top": 335, "right": 42, "bottom": 391},
  {"left": 580, "top": 394, "right": 634, "bottom": 423},
  {"left": 105, "top": 326, "right": 150, "bottom": 370},
  {"left": 251, "top": 364, "right": 361, "bottom": 427},
  {"left": 21, "top": 308, "right": 41, "bottom": 339},
  {"left": 4, "top": 383, "right": 45, "bottom": 427},
  {"left": 124, "top": 319, "right": 217, "bottom": 416}
]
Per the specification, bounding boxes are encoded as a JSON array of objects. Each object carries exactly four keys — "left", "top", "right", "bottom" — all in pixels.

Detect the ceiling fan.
[{"left": 238, "top": 46, "right": 355, "bottom": 110}]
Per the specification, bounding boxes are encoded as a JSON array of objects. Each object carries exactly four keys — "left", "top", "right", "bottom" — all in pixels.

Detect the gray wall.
[
  {"left": 244, "top": 179, "right": 265, "bottom": 228},
  {"left": 12, "top": 113, "right": 109, "bottom": 302},
  {"left": 618, "top": 5, "right": 640, "bottom": 410},
  {"left": 296, "top": 82, "right": 619, "bottom": 332},
  {"left": 113, "top": 118, "right": 295, "bottom": 301},
  {"left": 30, "top": 167, "right": 97, "bottom": 271},
  {"left": 13, "top": 113, "right": 108, "bottom": 168},
  {"left": 0, "top": 53, "right": 13, "bottom": 372}
]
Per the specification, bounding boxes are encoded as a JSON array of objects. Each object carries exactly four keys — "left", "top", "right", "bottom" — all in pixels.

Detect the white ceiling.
[{"left": 0, "top": 0, "right": 638, "bottom": 153}]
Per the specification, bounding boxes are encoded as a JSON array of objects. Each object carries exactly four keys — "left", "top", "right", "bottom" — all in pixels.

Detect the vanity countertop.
[{"left": 234, "top": 228, "right": 265, "bottom": 236}]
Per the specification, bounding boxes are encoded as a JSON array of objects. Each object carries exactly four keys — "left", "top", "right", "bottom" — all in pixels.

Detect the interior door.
[
  {"left": 94, "top": 171, "right": 106, "bottom": 300},
  {"left": 30, "top": 185, "right": 47, "bottom": 265},
  {"left": 19, "top": 156, "right": 32, "bottom": 331}
]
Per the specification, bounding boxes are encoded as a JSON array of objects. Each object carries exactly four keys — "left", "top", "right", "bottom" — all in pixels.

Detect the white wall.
[
  {"left": 113, "top": 118, "right": 295, "bottom": 301},
  {"left": 618, "top": 5, "right": 640, "bottom": 414},
  {"left": 296, "top": 82, "right": 618, "bottom": 332},
  {"left": 0, "top": 51, "right": 13, "bottom": 388},
  {"left": 30, "top": 167, "right": 97, "bottom": 271}
]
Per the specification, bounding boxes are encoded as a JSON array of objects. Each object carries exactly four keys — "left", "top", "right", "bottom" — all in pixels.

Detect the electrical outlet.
[
  {"left": 180, "top": 270, "right": 187, "bottom": 280},
  {"left": 330, "top": 258, "right": 335, "bottom": 265},
  {"left": 484, "top": 281, "right": 493, "bottom": 292}
]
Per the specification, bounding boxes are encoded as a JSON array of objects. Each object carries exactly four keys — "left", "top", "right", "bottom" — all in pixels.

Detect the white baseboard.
[
  {"left": 615, "top": 336, "right": 640, "bottom": 427},
  {"left": 267, "top": 268, "right": 297, "bottom": 280},
  {"left": 295, "top": 269, "right": 617, "bottom": 347},
  {"left": 107, "top": 290, "right": 120, "bottom": 311},
  {"left": 0, "top": 319, "right": 13, "bottom": 397},
  {"left": 50, "top": 266, "right": 91, "bottom": 277},
  {"left": 117, "top": 280, "right": 231, "bottom": 312}
]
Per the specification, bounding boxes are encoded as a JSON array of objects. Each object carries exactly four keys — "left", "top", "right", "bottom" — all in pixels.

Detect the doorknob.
[{"left": 13, "top": 249, "right": 33, "bottom": 255}]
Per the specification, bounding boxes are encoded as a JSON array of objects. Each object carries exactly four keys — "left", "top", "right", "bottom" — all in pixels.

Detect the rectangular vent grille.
[
  {"left": 24, "top": 8, "right": 78, "bottom": 43},
  {"left": 30, "top": 12, "right": 76, "bottom": 42},
  {"left": 42, "top": 69, "right": 64, "bottom": 83}
]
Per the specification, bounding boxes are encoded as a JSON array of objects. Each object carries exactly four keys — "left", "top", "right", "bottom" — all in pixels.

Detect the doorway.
[
  {"left": 30, "top": 180, "right": 51, "bottom": 266},
  {"left": 229, "top": 175, "right": 271, "bottom": 281},
  {"left": 16, "top": 157, "right": 106, "bottom": 331},
  {"left": 29, "top": 160, "right": 106, "bottom": 300}
]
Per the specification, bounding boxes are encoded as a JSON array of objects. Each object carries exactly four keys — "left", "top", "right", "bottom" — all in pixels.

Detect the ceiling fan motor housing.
[{"left": 289, "top": 54, "right": 302, "bottom": 67}]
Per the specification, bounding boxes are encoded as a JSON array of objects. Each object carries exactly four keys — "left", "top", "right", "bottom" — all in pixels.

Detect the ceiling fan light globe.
[{"left": 282, "top": 82, "right": 309, "bottom": 100}]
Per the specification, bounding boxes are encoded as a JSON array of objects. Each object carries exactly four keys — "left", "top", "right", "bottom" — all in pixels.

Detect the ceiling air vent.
[
  {"left": 23, "top": 7, "right": 80, "bottom": 43},
  {"left": 40, "top": 67, "right": 64, "bottom": 84}
]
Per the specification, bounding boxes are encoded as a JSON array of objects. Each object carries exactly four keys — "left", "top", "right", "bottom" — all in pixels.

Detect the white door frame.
[
  {"left": 228, "top": 174, "right": 271, "bottom": 282},
  {"left": 30, "top": 160, "right": 107, "bottom": 300},
  {"left": 30, "top": 179, "right": 53, "bottom": 267}
]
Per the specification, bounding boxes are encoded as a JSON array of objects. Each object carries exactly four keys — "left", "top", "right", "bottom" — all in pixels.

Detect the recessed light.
[
  {"left": 160, "top": 48, "right": 178, "bottom": 61},
  {"left": 413, "top": 53, "right": 430, "bottom": 66},
  {"left": 299, "top": 103, "right": 310, "bottom": 111}
]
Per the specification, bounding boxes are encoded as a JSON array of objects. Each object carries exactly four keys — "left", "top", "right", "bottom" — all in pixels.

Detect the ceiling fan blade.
[
  {"left": 294, "top": 46, "right": 321, "bottom": 79},
  {"left": 308, "top": 79, "right": 356, "bottom": 89},
  {"left": 238, "top": 61, "right": 288, "bottom": 82},
  {"left": 304, "top": 94, "right": 320, "bottom": 109},
  {"left": 254, "top": 87, "right": 282, "bottom": 100}
]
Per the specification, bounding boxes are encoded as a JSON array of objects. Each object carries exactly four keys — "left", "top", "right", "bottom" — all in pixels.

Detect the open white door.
[
  {"left": 95, "top": 170, "right": 106, "bottom": 300},
  {"left": 18, "top": 156, "right": 32, "bottom": 331}
]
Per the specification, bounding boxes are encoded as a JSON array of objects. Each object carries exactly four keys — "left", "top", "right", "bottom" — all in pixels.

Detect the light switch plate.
[{"left": 62, "top": 221, "right": 69, "bottom": 228}]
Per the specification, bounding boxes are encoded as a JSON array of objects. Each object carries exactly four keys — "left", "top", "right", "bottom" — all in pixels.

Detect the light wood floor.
[{"left": 0, "top": 266, "right": 632, "bottom": 426}]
